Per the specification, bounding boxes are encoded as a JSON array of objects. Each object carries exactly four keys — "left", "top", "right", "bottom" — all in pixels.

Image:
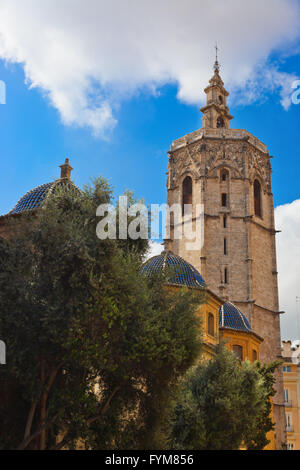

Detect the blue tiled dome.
[
  {"left": 141, "top": 251, "right": 206, "bottom": 288},
  {"left": 219, "top": 302, "right": 252, "bottom": 332},
  {"left": 9, "top": 179, "right": 79, "bottom": 215},
  {"left": 10, "top": 182, "right": 55, "bottom": 214}
]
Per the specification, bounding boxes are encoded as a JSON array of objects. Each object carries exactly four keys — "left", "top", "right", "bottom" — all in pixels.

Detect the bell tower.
[
  {"left": 200, "top": 48, "right": 233, "bottom": 130},
  {"left": 166, "top": 55, "right": 286, "bottom": 449}
]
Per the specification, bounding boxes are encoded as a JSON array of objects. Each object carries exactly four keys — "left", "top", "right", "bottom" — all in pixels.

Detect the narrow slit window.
[
  {"left": 223, "top": 215, "right": 227, "bottom": 228},
  {"left": 224, "top": 268, "right": 228, "bottom": 284},
  {"left": 222, "top": 193, "right": 227, "bottom": 207},
  {"left": 254, "top": 179, "right": 262, "bottom": 217},
  {"left": 224, "top": 238, "right": 227, "bottom": 255}
]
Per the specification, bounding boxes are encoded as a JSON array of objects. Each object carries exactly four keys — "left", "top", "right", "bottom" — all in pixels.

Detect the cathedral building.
[
  {"left": 0, "top": 60, "right": 286, "bottom": 449},
  {"left": 162, "top": 57, "right": 286, "bottom": 448}
]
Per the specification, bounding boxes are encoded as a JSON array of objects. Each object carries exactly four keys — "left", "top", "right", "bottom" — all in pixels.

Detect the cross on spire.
[{"left": 214, "top": 42, "right": 220, "bottom": 73}]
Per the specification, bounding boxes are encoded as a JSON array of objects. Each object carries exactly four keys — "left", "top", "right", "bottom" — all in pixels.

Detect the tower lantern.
[
  {"left": 59, "top": 158, "right": 73, "bottom": 180},
  {"left": 200, "top": 48, "right": 233, "bottom": 129}
]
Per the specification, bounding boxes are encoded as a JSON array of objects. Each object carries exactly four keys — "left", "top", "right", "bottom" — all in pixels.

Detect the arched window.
[
  {"left": 208, "top": 313, "right": 215, "bottom": 336},
  {"left": 182, "top": 176, "right": 193, "bottom": 214},
  {"left": 252, "top": 349, "right": 258, "bottom": 362},
  {"left": 220, "top": 169, "right": 229, "bottom": 182},
  {"left": 233, "top": 345, "right": 243, "bottom": 361},
  {"left": 254, "top": 179, "right": 262, "bottom": 217},
  {"left": 217, "top": 117, "right": 225, "bottom": 128}
]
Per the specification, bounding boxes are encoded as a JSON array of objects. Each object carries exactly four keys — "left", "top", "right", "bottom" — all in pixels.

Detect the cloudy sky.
[{"left": 0, "top": 0, "right": 299, "bottom": 339}]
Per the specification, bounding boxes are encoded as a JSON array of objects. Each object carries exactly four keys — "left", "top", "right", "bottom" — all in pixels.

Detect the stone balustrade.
[{"left": 170, "top": 128, "right": 268, "bottom": 154}]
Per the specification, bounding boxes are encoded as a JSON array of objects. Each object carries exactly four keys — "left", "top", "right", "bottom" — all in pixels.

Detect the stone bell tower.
[
  {"left": 166, "top": 56, "right": 286, "bottom": 448},
  {"left": 200, "top": 54, "right": 233, "bottom": 130}
]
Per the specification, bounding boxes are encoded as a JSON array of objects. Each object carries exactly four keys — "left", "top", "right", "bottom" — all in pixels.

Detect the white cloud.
[
  {"left": 275, "top": 200, "right": 300, "bottom": 341},
  {"left": 231, "top": 65, "right": 299, "bottom": 110},
  {"left": 145, "top": 241, "right": 164, "bottom": 260},
  {"left": 0, "top": 0, "right": 299, "bottom": 136}
]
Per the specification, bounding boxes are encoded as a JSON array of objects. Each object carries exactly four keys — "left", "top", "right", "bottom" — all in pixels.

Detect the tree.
[
  {"left": 0, "top": 177, "right": 204, "bottom": 450},
  {"left": 167, "top": 343, "right": 280, "bottom": 450}
]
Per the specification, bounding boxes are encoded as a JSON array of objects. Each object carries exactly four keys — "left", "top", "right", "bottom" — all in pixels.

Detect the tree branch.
[
  {"left": 87, "top": 385, "right": 121, "bottom": 426},
  {"left": 24, "top": 400, "right": 38, "bottom": 441},
  {"left": 52, "top": 385, "right": 121, "bottom": 450},
  {"left": 17, "top": 413, "right": 60, "bottom": 450}
]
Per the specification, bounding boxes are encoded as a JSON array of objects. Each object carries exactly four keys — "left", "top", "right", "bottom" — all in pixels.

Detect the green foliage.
[
  {"left": 0, "top": 177, "right": 204, "bottom": 450},
  {"left": 167, "top": 343, "right": 280, "bottom": 450}
]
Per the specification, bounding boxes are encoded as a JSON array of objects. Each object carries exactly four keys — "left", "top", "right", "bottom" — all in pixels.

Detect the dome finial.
[{"left": 59, "top": 158, "right": 73, "bottom": 180}]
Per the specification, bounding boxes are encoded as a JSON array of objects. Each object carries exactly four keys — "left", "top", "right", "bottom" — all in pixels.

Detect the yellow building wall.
[
  {"left": 167, "top": 284, "right": 275, "bottom": 449},
  {"left": 167, "top": 285, "right": 221, "bottom": 361},
  {"left": 220, "top": 328, "right": 261, "bottom": 362},
  {"left": 283, "top": 362, "right": 300, "bottom": 450},
  {"left": 197, "top": 291, "right": 221, "bottom": 360},
  {"left": 220, "top": 328, "right": 275, "bottom": 450}
]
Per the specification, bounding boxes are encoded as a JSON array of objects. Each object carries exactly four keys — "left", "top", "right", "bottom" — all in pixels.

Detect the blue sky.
[
  {"left": 0, "top": 53, "right": 299, "bottom": 215},
  {"left": 0, "top": 0, "right": 299, "bottom": 340}
]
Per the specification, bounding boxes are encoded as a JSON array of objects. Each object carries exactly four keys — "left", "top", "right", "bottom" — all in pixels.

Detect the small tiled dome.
[
  {"left": 219, "top": 302, "right": 252, "bottom": 332},
  {"left": 7, "top": 159, "right": 79, "bottom": 216},
  {"left": 9, "top": 180, "right": 78, "bottom": 215},
  {"left": 141, "top": 250, "right": 206, "bottom": 289}
]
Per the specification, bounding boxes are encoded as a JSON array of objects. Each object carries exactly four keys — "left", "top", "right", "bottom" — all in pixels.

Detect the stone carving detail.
[
  {"left": 248, "top": 150, "right": 271, "bottom": 191},
  {"left": 169, "top": 140, "right": 271, "bottom": 190},
  {"left": 169, "top": 145, "right": 201, "bottom": 186},
  {"left": 205, "top": 142, "right": 245, "bottom": 178}
]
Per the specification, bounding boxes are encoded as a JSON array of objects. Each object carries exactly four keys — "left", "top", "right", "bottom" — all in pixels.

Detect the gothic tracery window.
[{"left": 254, "top": 179, "right": 262, "bottom": 218}]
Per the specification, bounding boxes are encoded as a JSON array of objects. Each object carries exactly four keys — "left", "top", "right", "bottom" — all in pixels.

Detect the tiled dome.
[
  {"left": 219, "top": 302, "right": 252, "bottom": 332},
  {"left": 9, "top": 180, "right": 78, "bottom": 215},
  {"left": 141, "top": 250, "right": 206, "bottom": 288},
  {"left": 7, "top": 159, "right": 79, "bottom": 216}
]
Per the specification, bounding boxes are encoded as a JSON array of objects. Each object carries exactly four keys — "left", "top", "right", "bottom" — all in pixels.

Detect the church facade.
[{"left": 165, "top": 59, "right": 286, "bottom": 448}]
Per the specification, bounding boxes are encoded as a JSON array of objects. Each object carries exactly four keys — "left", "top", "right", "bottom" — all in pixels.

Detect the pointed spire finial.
[{"left": 214, "top": 42, "right": 220, "bottom": 73}]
